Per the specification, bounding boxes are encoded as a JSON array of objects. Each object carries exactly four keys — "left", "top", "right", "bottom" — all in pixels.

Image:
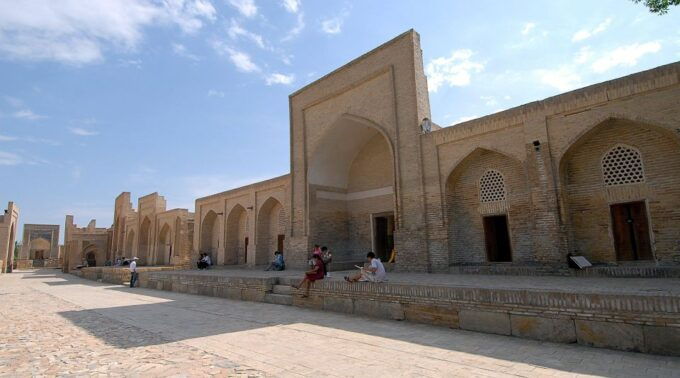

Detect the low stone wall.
[
  {"left": 15, "top": 259, "right": 62, "bottom": 269},
  {"left": 450, "top": 264, "right": 680, "bottom": 278},
  {"left": 73, "top": 266, "right": 180, "bottom": 285},
  {"left": 133, "top": 271, "right": 680, "bottom": 357}
]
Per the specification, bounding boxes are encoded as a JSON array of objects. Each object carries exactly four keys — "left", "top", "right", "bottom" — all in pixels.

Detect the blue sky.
[{"left": 0, "top": 0, "right": 678, "bottom": 242}]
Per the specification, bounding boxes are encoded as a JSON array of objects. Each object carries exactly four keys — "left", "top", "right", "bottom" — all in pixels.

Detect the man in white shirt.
[
  {"left": 344, "top": 252, "right": 387, "bottom": 282},
  {"left": 129, "top": 257, "right": 139, "bottom": 288}
]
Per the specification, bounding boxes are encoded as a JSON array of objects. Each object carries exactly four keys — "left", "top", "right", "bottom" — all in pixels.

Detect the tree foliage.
[{"left": 632, "top": 0, "right": 680, "bottom": 14}]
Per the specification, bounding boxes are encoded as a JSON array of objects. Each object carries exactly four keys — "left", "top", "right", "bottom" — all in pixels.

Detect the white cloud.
[
  {"left": 0, "top": 151, "right": 22, "bottom": 165},
  {"left": 572, "top": 18, "right": 612, "bottom": 42},
  {"left": 321, "top": 17, "right": 343, "bottom": 34},
  {"left": 163, "top": 0, "right": 216, "bottom": 33},
  {"left": 69, "top": 127, "right": 99, "bottom": 136},
  {"left": 425, "top": 49, "right": 484, "bottom": 92},
  {"left": 282, "top": 13, "right": 305, "bottom": 41},
  {"left": 228, "top": 0, "right": 257, "bottom": 18},
  {"left": 0, "top": 0, "right": 216, "bottom": 65},
  {"left": 228, "top": 19, "right": 266, "bottom": 49},
  {"left": 265, "top": 73, "right": 294, "bottom": 85},
  {"left": 23, "top": 136, "right": 61, "bottom": 146},
  {"left": 212, "top": 41, "right": 259, "bottom": 72},
  {"left": 574, "top": 46, "right": 593, "bottom": 64},
  {"left": 0, "top": 134, "right": 18, "bottom": 141},
  {"left": 207, "top": 89, "right": 225, "bottom": 97},
  {"left": 480, "top": 96, "right": 497, "bottom": 106},
  {"left": 118, "top": 58, "right": 142, "bottom": 68},
  {"left": 13, "top": 109, "right": 46, "bottom": 120},
  {"left": 172, "top": 42, "right": 200, "bottom": 61},
  {"left": 591, "top": 41, "right": 661, "bottom": 73},
  {"left": 282, "top": 0, "right": 301, "bottom": 13},
  {"left": 536, "top": 66, "right": 581, "bottom": 92},
  {"left": 521, "top": 22, "right": 536, "bottom": 35}
]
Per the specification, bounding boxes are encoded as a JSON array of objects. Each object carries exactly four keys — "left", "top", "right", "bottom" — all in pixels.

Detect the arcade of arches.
[{"left": 59, "top": 31, "right": 680, "bottom": 273}]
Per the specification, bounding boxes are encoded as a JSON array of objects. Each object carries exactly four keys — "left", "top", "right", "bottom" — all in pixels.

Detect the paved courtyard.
[{"left": 2, "top": 270, "right": 680, "bottom": 377}]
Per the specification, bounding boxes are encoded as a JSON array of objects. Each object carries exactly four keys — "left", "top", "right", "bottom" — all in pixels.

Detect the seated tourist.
[
  {"left": 292, "top": 254, "right": 325, "bottom": 297},
  {"left": 321, "top": 246, "right": 332, "bottom": 277},
  {"left": 344, "top": 252, "right": 387, "bottom": 283},
  {"left": 204, "top": 254, "right": 212, "bottom": 268},
  {"left": 265, "top": 251, "right": 285, "bottom": 271},
  {"left": 197, "top": 253, "right": 207, "bottom": 270}
]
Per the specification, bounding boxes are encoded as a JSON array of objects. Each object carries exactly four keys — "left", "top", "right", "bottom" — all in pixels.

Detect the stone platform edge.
[{"left": 74, "top": 268, "right": 680, "bottom": 356}]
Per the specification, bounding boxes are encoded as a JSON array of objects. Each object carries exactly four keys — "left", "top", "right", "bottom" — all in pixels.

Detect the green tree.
[{"left": 632, "top": 0, "right": 680, "bottom": 14}]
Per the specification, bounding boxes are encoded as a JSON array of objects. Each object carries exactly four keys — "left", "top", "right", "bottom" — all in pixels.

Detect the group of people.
[
  {"left": 292, "top": 245, "right": 387, "bottom": 297},
  {"left": 197, "top": 253, "right": 212, "bottom": 269},
  {"left": 113, "top": 257, "right": 132, "bottom": 267}
]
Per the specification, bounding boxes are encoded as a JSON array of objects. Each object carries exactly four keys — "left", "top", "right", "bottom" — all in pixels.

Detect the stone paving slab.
[{"left": 3, "top": 269, "right": 680, "bottom": 377}]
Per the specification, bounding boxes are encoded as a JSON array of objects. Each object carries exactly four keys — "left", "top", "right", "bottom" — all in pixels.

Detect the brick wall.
[
  {"left": 445, "top": 148, "right": 533, "bottom": 264},
  {"left": 560, "top": 118, "right": 680, "bottom": 263}
]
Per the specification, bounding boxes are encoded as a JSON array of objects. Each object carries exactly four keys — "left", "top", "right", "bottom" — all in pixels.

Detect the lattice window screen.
[
  {"left": 601, "top": 144, "right": 645, "bottom": 186},
  {"left": 479, "top": 170, "right": 506, "bottom": 203}
]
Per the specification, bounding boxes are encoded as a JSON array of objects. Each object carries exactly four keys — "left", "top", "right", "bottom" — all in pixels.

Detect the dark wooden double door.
[
  {"left": 483, "top": 215, "right": 512, "bottom": 262},
  {"left": 610, "top": 201, "right": 652, "bottom": 261}
]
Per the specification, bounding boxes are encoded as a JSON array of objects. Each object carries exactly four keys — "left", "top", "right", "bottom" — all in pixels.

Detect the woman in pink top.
[{"left": 293, "top": 254, "right": 325, "bottom": 297}]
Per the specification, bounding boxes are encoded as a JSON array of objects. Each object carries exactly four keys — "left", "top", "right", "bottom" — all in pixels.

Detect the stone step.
[
  {"left": 264, "top": 293, "right": 293, "bottom": 306},
  {"left": 272, "top": 285, "right": 292, "bottom": 295},
  {"left": 278, "top": 277, "right": 298, "bottom": 286}
]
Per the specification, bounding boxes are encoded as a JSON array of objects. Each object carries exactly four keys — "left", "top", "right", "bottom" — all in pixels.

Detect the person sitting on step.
[
  {"left": 292, "top": 254, "right": 325, "bottom": 297},
  {"left": 344, "top": 252, "right": 387, "bottom": 283},
  {"left": 265, "top": 251, "right": 285, "bottom": 271}
]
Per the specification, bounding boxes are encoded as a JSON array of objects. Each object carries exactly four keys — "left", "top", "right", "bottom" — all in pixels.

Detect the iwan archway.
[{"left": 307, "top": 115, "right": 397, "bottom": 263}]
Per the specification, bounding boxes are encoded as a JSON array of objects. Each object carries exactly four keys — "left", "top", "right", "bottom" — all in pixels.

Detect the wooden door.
[
  {"left": 244, "top": 237, "right": 248, "bottom": 263},
  {"left": 610, "top": 201, "right": 653, "bottom": 261},
  {"left": 277, "top": 234, "right": 285, "bottom": 252},
  {"left": 483, "top": 215, "right": 512, "bottom": 262}
]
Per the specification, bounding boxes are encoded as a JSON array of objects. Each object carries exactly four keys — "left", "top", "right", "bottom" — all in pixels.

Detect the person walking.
[{"left": 129, "top": 257, "right": 139, "bottom": 288}]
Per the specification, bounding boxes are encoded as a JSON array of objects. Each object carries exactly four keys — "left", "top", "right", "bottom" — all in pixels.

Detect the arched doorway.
[
  {"left": 559, "top": 118, "right": 680, "bottom": 264},
  {"left": 83, "top": 245, "right": 98, "bottom": 267},
  {"left": 225, "top": 205, "right": 248, "bottom": 265},
  {"left": 200, "top": 210, "right": 219, "bottom": 262},
  {"left": 445, "top": 148, "right": 531, "bottom": 265},
  {"left": 157, "top": 223, "right": 172, "bottom": 265},
  {"left": 125, "top": 229, "right": 135, "bottom": 257},
  {"left": 30, "top": 238, "right": 50, "bottom": 259},
  {"left": 138, "top": 217, "right": 151, "bottom": 265},
  {"left": 86, "top": 252, "right": 96, "bottom": 267},
  {"left": 307, "top": 115, "right": 396, "bottom": 262},
  {"left": 256, "top": 198, "right": 285, "bottom": 265}
]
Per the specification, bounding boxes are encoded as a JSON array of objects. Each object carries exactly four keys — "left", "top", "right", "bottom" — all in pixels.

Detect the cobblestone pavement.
[{"left": 2, "top": 270, "right": 680, "bottom": 377}]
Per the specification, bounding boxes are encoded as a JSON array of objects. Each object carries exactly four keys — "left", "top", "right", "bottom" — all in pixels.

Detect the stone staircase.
[{"left": 264, "top": 283, "right": 294, "bottom": 305}]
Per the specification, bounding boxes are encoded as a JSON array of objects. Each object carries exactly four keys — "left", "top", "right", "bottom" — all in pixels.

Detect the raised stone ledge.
[
  {"left": 74, "top": 266, "right": 180, "bottom": 285},
  {"left": 73, "top": 269, "right": 680, "bottom": 356}
]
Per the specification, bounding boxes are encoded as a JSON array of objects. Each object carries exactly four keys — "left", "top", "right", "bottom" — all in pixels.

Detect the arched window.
[
  {"left": 479, "top": 169, "right": 506, "bottom": 203},
  {"left": 601, "top": 144, "right": 645, "bottom": 186}
]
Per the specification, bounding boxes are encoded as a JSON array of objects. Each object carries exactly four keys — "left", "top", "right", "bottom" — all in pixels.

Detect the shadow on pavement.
[{"left": 49, "top": 271, "right": 679, "bottom": 376}]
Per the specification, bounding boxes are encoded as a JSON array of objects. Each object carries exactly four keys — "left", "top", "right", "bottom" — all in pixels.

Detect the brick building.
[
  {"left": 193, "top": 30, "right": 680, "bottom": 272},
  {"left": 0, "top": 202, "right": 19, "bottom": 273},
  {"left": 63, "top": 192, "right": 194, "bottom": 270}
]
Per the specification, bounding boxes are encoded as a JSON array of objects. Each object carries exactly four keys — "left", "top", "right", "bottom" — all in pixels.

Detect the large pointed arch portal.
[{"left": 307, "top": 115, "right": 397, "bottom": 262}]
